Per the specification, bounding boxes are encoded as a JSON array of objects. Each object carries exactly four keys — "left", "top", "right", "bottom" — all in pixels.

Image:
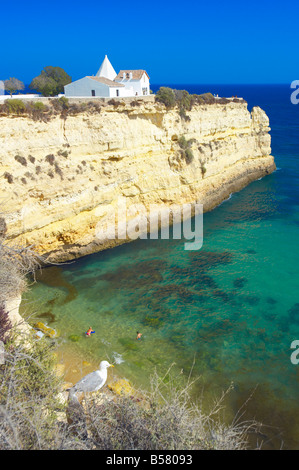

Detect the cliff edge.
[{"left": 0, "top": 99, "right": 275, "bottom": 262}]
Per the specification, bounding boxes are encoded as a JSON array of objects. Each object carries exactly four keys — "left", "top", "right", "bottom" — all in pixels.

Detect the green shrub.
[
  {"left": 58, "top": 96, "right": 69, "bottom": 109},
  {"left": 174, "top": 89, "right": 192, "bottom": 111},
  {"left": 155, "top": 87, "right": 176, "bottom": 109},
  {"left": 185, "top": 148, "right": 194, "bottom": 164},
  {"left": 178, "top": 135, "right": 189, "bottom": 150},
  {"left": 177, "top": 136, "right": 194, "bottom": 165},
  {"left": 4, "top": 99, "right": 26, "bottom": 115},
  {"left": 192, "top": 92, "right": 215, "bottom": 105},
  {"left": 51, "top": 96, "right": 69, "bottom": 112},
  {"left": 156, "top": 88, "right": 217, "bottom": 113},
  {"left": 179, "top": 107, "right": 191, "bottom": 121},
  {"left": 29, "top": 66, "right": 71, "bottom": 97},
  {"left": 32, "top": 101, "right": 46, "bottom": 111}
]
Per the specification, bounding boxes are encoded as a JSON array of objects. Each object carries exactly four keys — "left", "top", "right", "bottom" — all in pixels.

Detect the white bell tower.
[{"left": 96, "top": 55, "right": 117, "bottom": 81}]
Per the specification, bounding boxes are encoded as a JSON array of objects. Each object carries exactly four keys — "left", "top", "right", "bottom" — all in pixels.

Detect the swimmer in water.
[
  {"left": 136, "top": 331, "right": 142, "bottom": 341},
  {"left": 86, "top": 327, "right": 95, "bottom": 337}
]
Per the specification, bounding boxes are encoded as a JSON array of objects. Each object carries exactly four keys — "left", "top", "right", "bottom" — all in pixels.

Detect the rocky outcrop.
[{"left": 0, "top": 100, "right": 275, "bottom": 262}]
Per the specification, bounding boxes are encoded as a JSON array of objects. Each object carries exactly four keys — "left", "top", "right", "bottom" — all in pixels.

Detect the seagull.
[{"left": 68, "top": 360, "right": 114, "bottom": 404}]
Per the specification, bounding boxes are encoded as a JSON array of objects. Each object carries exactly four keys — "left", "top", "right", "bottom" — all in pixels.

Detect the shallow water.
[{"left": 20, "top": 84, "right": 299, "bottom": 449}]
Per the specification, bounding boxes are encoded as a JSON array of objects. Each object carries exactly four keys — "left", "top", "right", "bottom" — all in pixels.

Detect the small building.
[
  {"left": 64, "top": 76, "right": 126, "bottom": 98},
  {"left": 115, "top": 70, "right": 150, "bottom": 97},
  {"left": 64, "top": 55, "right": 150, "bottom": 98}
]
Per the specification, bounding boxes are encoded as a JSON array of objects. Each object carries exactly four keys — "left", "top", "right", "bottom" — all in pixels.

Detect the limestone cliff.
[{"left": 0, "top": 99, "right": 275, "bottom": 262}]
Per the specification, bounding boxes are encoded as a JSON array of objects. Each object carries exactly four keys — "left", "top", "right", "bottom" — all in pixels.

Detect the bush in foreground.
[
  {"left": 82, "top": 368, "right": 259, "bottom": 450},
  {"left": 0, "top": 341, "right": 261, "bottom": 450}
]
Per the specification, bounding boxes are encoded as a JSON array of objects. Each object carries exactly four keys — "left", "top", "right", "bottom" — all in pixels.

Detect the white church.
[{"left": 64, "top": 55, "right": 150, "bottom": 98}]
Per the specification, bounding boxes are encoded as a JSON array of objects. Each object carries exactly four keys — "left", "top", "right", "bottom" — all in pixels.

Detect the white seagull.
[{"left": 69, "top": 360, "right": 114, "bottom": 404}]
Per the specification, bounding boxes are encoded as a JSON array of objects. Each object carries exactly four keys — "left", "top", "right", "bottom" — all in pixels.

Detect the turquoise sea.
[{"left": 20, "top": 84, "right": 299, "bottom": 449}]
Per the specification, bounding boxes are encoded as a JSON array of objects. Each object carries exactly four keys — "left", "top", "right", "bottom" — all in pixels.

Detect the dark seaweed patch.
[
  {"left": 38, "top": 311, "right": 56, "bottom": 324},
  {"left": 154, "top": 284, "right": 195, "bottom": 303},
  {"left": 233, "top": 277, "right": 248, "bottom": 289},
  {"left": 35, "top": 266, "right": 78, "bottom": 304},
  {"left": 197, "top": 274, "right": 218, "bottom": 289},
  {"left": 99, "top": 259, "right": 166, "bottom": 288},
  {"left": 197, "top": 319, "right": 235, "bottom": 341},
  {"left": 263, "top": 312, "right": 277, "bottom": 322},
  {"left": 189, "top": 250, "right": 233, "bottom": 271},
  {"left": 46, "top": 298, "right": 57, "bottom": 307},
  {"left": 212, "top": 289, "right": 231, "bottom": 303},
  {"left": 244, "top": 295, "right": 260, "bottom": 306}
]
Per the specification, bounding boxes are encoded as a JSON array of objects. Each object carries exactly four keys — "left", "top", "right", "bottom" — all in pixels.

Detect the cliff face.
[{"left": 0, "top": 100, "right": 275, "bottom": 261}]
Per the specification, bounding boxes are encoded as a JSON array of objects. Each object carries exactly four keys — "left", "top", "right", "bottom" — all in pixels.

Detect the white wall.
[
  {"left": 110, "top": 86, "right": 134, "bottom": 98},
  {"left": 64, "top": 77, "right": 111, "bottom": 98},
  {"left": 0, "top": 94, "right": 39, "bottom": 102},
  {"left": 116, "top": 73, "right": 150, "bottom": 97},
  {"left": 64, "top": 74, "right": 150, "bottom": 98}
]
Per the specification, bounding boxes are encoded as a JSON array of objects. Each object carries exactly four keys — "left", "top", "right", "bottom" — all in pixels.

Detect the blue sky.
[{"left": 0, "top": 0, "right": 298, "bottom": 84}]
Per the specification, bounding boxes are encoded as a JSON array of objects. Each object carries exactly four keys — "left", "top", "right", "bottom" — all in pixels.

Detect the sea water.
[{"left": 20, "top": 84, "right": 299, "bottom": 449}]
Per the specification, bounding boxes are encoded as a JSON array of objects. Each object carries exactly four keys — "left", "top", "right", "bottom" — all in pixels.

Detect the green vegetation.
[
  {"left": 155, "top": 87, "right": 244, "bottom": 122},
  {"left": 4, "top": 99, "right": 26, "bottom": 115},
  {"left": 4, "top": 78, "right": 25, "bottom": 97},
  {"left": 0, "top": 97, "right": 103, "bottom": 121},
  {"left": 29, "top": 66, "right": 72, "bottom": 97},
  {"left": 51, "top": 96, "right": 69, "bottom": 111},
  {"left": 178, "top": 135, "right": 195, "bottom": 164},
  {"left": 31, "top": 101, "right": 46, "bottom": 112},
  {"left": 155, "top": 87, "right": 217, "bottom": 121},
  {"left": 155, "top": 87, "right": 176, "bottom": 109}
]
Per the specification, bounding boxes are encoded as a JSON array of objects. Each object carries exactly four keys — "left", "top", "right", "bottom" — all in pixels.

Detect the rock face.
[{"left": 0, "top": 100, "right": 275, "bottom": 262}]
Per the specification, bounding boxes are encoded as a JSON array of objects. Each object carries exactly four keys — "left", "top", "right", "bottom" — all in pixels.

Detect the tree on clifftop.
[
  {"left": 155, "top": 87, "right": 176, "bottom": 109},
  {"left": 29, "top": 66, "right": 71, "bottom": 97},
  {"left": 4, "top": 78, "right": 25, "bottom": 97}
]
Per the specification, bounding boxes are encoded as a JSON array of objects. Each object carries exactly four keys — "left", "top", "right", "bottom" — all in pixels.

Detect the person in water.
[
  {"left": 136, "top": 331, "right": 142, "bottom": 341},
  {"left": 86, "top": 327, "right": 95, "bottom": 337}
]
